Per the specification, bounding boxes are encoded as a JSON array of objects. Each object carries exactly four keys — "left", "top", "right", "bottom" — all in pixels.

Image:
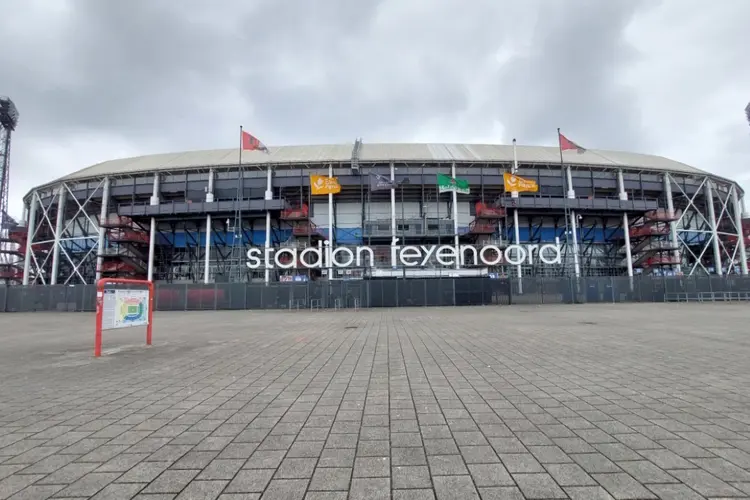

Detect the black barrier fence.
[{"left": 1, "top": 276, "right": 750, "bottom": 313}]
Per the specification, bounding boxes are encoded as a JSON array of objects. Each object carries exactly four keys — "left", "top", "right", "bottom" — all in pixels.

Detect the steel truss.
[
  {"left": 26, "top": 181, "right": 106, "bottom": 284},
  {"left": 667, "top": 173, "right": 744, "bottom": 275}
]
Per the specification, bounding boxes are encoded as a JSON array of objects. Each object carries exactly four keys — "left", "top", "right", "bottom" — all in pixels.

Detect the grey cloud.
[
  {"left": 493, "top": 0, "right": 650, "bottom": 148},
  {"left": 1, "top": 0, "right": 750, "bottom": 219}
]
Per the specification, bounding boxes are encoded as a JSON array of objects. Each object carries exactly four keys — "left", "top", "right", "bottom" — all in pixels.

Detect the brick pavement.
[{"left": 1, "top": 303, "right": 750, "bottom": 499}]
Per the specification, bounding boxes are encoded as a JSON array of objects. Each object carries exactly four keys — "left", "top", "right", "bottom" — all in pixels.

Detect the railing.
[{"left": 4, "top": 275, "right": 750, "bottom": 312}]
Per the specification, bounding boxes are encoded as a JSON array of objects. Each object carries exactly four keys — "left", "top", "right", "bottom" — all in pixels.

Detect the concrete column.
[
  {"left": 705, "top": 180, "right": 723, "bottom": 275},
  {"left": 206, "top": 169, "right": 214, "bottom": 203},
  {"left": 22, "top": 193, "right": 38, "bottom": 285},
  {"left": 203, "top": 214, "right": 212, "bottom": 284},
  {"left": 663, "top": 174, "right": 682, "bottom": 274},
  {"left": 265, "top": 166, "right": 273, "bottom": 284},
  {"left": 731, "top": 186, "right": 748, "bottom": 275},
  {"left": 95, "top": 178, "right": 110, "bottom": 282},
  {"left": 50, "top": 184, "right": 67, "bottom": 285}
]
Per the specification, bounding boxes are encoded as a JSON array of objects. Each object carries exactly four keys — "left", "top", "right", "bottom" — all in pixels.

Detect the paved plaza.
[{"left": 1, "top": 304, "right": 750, "bottom": 499}]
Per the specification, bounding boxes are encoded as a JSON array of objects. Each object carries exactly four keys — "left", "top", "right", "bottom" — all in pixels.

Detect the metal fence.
[{"left": 1, "top": 276, "right": 750, "bottom": 313}]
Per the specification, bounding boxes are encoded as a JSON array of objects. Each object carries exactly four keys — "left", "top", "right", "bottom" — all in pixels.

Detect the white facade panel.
[
  {"left": 336, "top": 202, "right": 361, "bottom": 228},
  {"left": 423, "top": 201, "right": 451, "bottom": 218}
]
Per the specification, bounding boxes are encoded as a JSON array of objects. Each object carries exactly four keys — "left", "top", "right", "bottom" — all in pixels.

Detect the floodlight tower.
[
  {"left": 0, "top": 97, "right": 20, "bottom": 277},
  {"left": 0, "top": 96, "right": 18, "bottom": 224}
]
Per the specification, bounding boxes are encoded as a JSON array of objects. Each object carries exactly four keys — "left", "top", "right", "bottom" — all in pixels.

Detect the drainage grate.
[{"left": 344, "top": 326, "right": 358, "bottom": 329}]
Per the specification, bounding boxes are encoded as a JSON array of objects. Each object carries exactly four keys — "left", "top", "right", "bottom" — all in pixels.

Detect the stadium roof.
[{"left": 57, "top": 142, "right": 709, "bottom": 183}]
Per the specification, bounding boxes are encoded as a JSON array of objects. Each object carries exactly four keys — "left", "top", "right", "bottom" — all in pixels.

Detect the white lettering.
[
  {"left": 479, "top": 245, "right": 503, "bottom": 265},
  {"left": 399, "top": 246, "right": 422, "bottom": 266},
  {"left": 435, "top": 245, "right": 458, "bottom": 266},
  {"left": 356, "top": 246, "right": 374, "bottom": 267},
  {"left": 332, "top": 247, "right": 355, "bottom": 267},
  {"left": 248, "top": 242, "right": 564, "bottom": 269},
  {"left": 525, "top": 244, "right": 539, "bottom": 265},
  {"left": 419, "top": 245, "right": 437, "bottom": 266},
  {"left": 539, "top": 237, "right": 562, "bottom": 265},
  {"left": 504, "top": 245, "right": 527, "bottom": 266},
  {"left": 274, "top": 248, "right": 297, "bottom": 269},
  {"left": 300, "top": 247, "right": 323, "bottom": 267},
  {"left": 246, "top": 248, "right": 261, "bottom": 268},
  {"left": 459, "top": 245, "right": 478, "bottom": 266}
]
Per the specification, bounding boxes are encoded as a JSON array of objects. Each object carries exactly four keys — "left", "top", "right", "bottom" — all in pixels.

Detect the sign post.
[{"left": 95, "top": 278, "right": 154, "bottom": 357}]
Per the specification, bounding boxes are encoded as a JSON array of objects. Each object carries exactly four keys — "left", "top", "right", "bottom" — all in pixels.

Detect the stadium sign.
[{"left": 247, "top": 238, "right": 562, "bottom": 269}]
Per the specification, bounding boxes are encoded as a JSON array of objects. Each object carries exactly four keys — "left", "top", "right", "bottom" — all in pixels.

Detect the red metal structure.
[{"left": 95, "top": 278, "right": 154, "bottom": 357}]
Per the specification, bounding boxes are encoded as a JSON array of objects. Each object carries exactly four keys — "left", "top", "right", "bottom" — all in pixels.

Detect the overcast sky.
[{"left": 1, "top": 0, "right": 749, "bottom": 218}]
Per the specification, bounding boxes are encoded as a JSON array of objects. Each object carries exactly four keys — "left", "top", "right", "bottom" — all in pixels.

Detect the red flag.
[
  {"left": 559, "top": 132, "right": 585, "bottom": 153},
  {"left": 241, "top": 130, "right": 268, "bottom": 152}
]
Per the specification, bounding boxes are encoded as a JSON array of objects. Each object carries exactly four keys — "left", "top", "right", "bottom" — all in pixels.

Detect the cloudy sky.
[{"left": 1, "top": 0, "right": 749, "bottom": 218}]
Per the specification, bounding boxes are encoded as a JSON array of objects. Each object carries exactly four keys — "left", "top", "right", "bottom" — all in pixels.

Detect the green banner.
[{"left": 437, "top": 173, "right": 470, "bottom": 194}]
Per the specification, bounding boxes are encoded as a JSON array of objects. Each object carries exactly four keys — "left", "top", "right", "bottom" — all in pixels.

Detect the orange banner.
[
  {"left": 503, "top": 172, "right": 538, "bottom": 193},
  {"left": 310, "top": 175, "right": 341, "bottom": 195}
]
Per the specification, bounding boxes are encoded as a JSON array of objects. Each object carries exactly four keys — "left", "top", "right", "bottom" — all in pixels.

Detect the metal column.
[
  {"left": 147, "top": 175, "right": 159, "bottom": 282},
  {"left": 390, "top": 162, "right": 396, "bottom": 245},
  {"left": 566, "top": 167, "right": 580, "bottom": 278},
  {"left": 50, "top": 184, "right": 67, "bottom": 285},
  {"left": 265, "top": 166, "right": 272, "bottom": 284},
  {"left": 731, "top": 186, "right": 748, "bottom": 275},
  {"left": 203, "top": 214, "right": 212, "bottom": 284},
  {"left": 94, "top": 178, "right": 110, "bottom": 282},
  {"left": 22, "top": 193, "right": 38, "bottom": 285},
  {"left": 618, "top": 170, "right": 633, "bottom": 281},
  {"left": 704, "top": 180, "right": 723, "bottom": 275},
  {"left": 663, "top": 174, "right": 682, "bottom": 274},
  {"left": 451, "top": 162, "right": 459, "bottom": 269},
  {"left": 203, "top": 171, "right": 215, "bottom": 284},
  {"left": 511, "top": 139, "right": 522, "bottom": 292}
]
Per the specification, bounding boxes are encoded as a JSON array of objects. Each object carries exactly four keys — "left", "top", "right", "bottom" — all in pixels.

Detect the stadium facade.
[{"left": 3, "top": 140, "right": 749, "bottom": 286}]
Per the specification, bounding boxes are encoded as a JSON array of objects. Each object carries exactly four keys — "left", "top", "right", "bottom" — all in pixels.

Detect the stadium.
[{"left": 2, "top": 136, "right": 749, "bottom": 287}]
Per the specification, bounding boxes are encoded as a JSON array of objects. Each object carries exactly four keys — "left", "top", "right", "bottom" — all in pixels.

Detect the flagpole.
[{"left": 558, "top": 128, "right": 580, "bottom": 280}]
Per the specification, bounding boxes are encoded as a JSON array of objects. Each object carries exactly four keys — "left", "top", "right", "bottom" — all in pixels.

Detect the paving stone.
[
  {"left": 667, "top": 468, "right": 745, "bottom": 497},
  {"left": 348, "top": 478, "right": 390, "bottom": 500},
  {"left": 432, "top": 475, "right": 480, "bottom": 500},
  {"left": 308, "top": 468, "right": 351, "bottom": 491},
  {"left": 615, "top": 460, "right": 677, "bottom": 484},
  {"left": 644, "top": 483, "right": 705, "bottom": 500},
  {"left": 53, "top": 472, "right": 122, "bottom": 497},
  {"left": 317, "top": 449, "right": 355, "bottom": 469},
  {"left": 563, "top": 486, "right": 616, "bottom": 499},
  {"left": 428, "top": 455, "right": 468, "bottom": 476},
  {"left": 353, "top": 457, "right": 389, "bottom": 478},
  {"left": 141, "top": 470, "right": 200, "bottom": 494},
  {"left": 545, "top": 463, "right": 597, "bottom": 486},
  {"left": 475, "top": 487, "right": 524, "bottom": 500},
  {"left": 467, "top": 463, "right": 514, "bottom": 487},
  {"left": 392, "top": 489, "right": 436, "bottom": 500},
  {"left": 5, "top": 306, "right": 750, "bottom": 499},
  {"left": 392, "top": 465, "right": 430, "bottom": 489},
  {"left": 513, "top": 473, "right": 567, "bottom": 499},
  {"left": 261, "top": 479, "right": 307, "bottom": 500},
  {"left": 591, "top": 472, "right": 657, "bottom": 499},
  {"left": 5, "top": 484, "right": 65, "bottom": 500}
]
